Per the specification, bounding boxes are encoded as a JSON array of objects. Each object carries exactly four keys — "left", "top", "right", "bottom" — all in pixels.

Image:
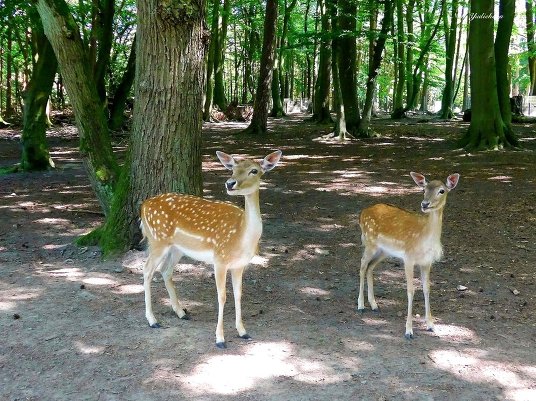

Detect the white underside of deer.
[
  {"left": 358, "top": 172, "right": 460, "bottom": 339},
  {"left": 140, "top": 150, "right": 282, "bottom": 348}
]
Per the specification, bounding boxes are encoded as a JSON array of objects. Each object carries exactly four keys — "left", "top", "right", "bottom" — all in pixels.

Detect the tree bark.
[
  {"left": 337, "top": 0, "right": 359, "bottom": 129},
  {"left": 99, "top": 0, "right": 208, "bottom": 254},
  {"left": 36, "top": 0, "right": 119, "bottom": 216},
  {"left": 244, "top": 0, "right": 278, "bottom": 135},
  {"left": 203, "top": 0, "right": 220, "bottom": 120}
]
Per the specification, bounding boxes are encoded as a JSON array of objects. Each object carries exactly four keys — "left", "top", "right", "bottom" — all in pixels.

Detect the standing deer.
[
  {"left": 358, "top": 172, "right": 460, "bottom": 339},
  {"left": 140, "top": 150, "right": 282, "bottom": 348}
]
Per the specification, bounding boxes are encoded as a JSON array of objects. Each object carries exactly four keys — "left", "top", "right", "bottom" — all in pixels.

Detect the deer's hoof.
[
  {"left": 216, "top": 341, "right": 227, "bottom": 349},
  {"left": 404, "top": 333, "right": 414, "bottom": 340},
  {"left": 357, "top": 308, "right": 365, "bottom": 314},
  {"left": 150, "top": 322, "right": 161, "bottom": 329},
  {"left": 179, "top": 309, "right": 190, "bottom": 320},
  {"left": 239, "top": 333, "right": 251, "bottom": 340},
  {"left": 371, "top": 308, "right": 380, "bottom": 315}
]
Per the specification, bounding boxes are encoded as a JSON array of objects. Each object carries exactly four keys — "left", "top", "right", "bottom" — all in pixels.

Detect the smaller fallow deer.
[
  {"left": 140, "top": 150, "right": 282, "bottom": 348},
  {"left": 358, "top": 172, "right": 460, "bottom": 339}
]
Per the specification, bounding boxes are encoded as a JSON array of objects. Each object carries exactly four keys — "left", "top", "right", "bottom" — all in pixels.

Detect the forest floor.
[{"left": 0, "top": 113, "right": 535, "bottom": 401}]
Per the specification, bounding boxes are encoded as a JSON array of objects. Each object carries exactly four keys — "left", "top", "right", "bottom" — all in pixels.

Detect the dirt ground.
[{"left": 0, "top": 114, "right": 535, "bottom": 401}]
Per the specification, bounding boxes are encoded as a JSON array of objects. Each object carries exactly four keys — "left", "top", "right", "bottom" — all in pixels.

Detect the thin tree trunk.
[
  {"left": 108, "top": 36, "right": 136, "bottom": 131},
  {"left": 244, "top": 0, "right": 278, "bottom": 135},
  {"left": 526, "top": 1, "right": 536, "bottom": 95},
  {"left": 392, "top": 0, "right": 406, "bottom": 118},
  {"left": 312, "top": 0, "right": 332, "bottom": 123},
  {"left": 203, "top": 0, "right": 220, "bottom": 120},
  {"left": 20, "top": 15, "right": 57, "bottom": 171},
  {"left": 439, "top": 0, "right": 458, "bottom": 119},
  {"left": 358, "top": 0, "right": 394, "bottom": 136},
  {"left": 213, "top": 0, "right": 229, "bottom": 110}
]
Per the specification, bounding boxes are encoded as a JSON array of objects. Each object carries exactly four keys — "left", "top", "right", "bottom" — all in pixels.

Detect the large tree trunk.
[
  {"left": 312, "top": 0, "right": 331, "bottom": 123},
  {"left": 494, "top": 0, "right": 517, "bottom": 145},
  {"left": 244, "top": 0, "right": 278, "bottom": 135},
  {"left": 358, "top": 0, "right": 394, "bottom": 136},
  {"left": 20, "top": 14, "right": 57, "bottom": 171},
  {"left": 329, "top": 0, "right": 347, "bottom": 139},
  {"left": 459, "top": 0, "right": 517, "bottom": 150},
  {"left": 99, "top": 0, "right": 207, "bottom": 254},
  {"left": 36, "top": 0, "right": 119, "bottom": 216},
  {"left": 337, "top": 0, "right": 359, "bottom": 129}
]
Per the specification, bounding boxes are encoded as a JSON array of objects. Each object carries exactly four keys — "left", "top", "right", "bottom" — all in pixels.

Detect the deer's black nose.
[
  {"left": 421, "top": 201, "right": 430, "bottom": 210},
  {"left": 226, "top": 180, "right": 237, "bottom": 191}
]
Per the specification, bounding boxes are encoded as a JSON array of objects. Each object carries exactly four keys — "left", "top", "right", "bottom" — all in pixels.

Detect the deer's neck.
[
  {"left": 423, "top": 208, "right": 444, "bottom": 242},
  {"left": 242, "top": 190, "right": 263, "bottom": 240}
]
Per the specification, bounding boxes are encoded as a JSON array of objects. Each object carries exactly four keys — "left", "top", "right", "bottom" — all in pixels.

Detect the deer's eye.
[
  {"left": 249, "top": 169, "right": 258, "bottom": 175},
  {"left": 439, "top": 189, "right": 445, "bottom": 195}
]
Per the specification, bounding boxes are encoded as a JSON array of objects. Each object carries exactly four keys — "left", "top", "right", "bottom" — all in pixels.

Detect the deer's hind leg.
[
  {"left": 161, "top": 247, "right": 189, "bottom": 320},
  {"left": 358, "top": 247, "right": 386, "bottom": 312}
]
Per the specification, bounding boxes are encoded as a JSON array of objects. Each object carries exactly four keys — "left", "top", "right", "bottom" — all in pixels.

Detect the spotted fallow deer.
[
  {"left": 140, "top": 150, "right": 282, "bottom": 348},
  {"left": 358, "top": 172, "right": 460, "bottom": 339}
]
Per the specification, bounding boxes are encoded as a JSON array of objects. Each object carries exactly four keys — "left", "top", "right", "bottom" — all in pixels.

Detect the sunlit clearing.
[
  {"left": 75, "top": 341, "right": 105, "bottom": 354},
  {"left": 82, "top": 277, "right": 117, "bottom": 286},
  {"left": 178, "top": 342, "right": 343, "bottom": 395},
  {"left": 433, "top": 324, "right": 478, "bottom": 342},
  {"left": 112, "top": 284, "right": 144, "bottom": 295},
  {"left": 300, "top": 287, "right": 330, "bottom": 296},
  {"left": 430, "top": 349, "right": 536, "bottom": 400}
]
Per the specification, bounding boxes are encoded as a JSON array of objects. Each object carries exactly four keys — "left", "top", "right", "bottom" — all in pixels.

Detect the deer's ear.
[
  {"left": 446, "top": 173, "right": 460, "bottom": 190},
  {"left": 410, "top": 172, "right": 427, "bottom": 188},
  {"left": 261, "top": 150, "right": 282, "bottom": 172},
  {"left": 216, "top": 151, "right": 236, "bottom": 170}
]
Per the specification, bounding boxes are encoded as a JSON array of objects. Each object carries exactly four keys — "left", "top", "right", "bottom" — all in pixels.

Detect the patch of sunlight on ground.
[
  {"left": 429, "top": 349, "right": 536, "bottom": 401},
  {"left": 433, "top": 324, "right": 478, "bottom": 341},
  {"left": 0, "top": 287, "right": 42, "bottom": 310},
  {"left": 175, "top": 341, "right": 344, "bottom": 395},
  {"left": 82, "top": 276, "right": 117, "bottom": 286},
  {"left": 112, "top": 284, "right": 144, "bottom": 295},
  {"left": 74, "top": 341, "right": 106, "bottom": 355},
  {"left": 34, "top": 217, "right": 72, "bottom": 226},
  {"left": 300, "top": 287, "right": 330, "bottom": 296}
]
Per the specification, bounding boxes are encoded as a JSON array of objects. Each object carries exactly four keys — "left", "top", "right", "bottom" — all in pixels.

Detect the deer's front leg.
[
  {"left": 214, "top": 266, "right": 227, "bottom": 348},
  {"left": 404, "top": 261, "right": 415, "bottom": 339},
  {"left": 420, "top": 264, "right": 434, "bottom": 332},
  {"left": 231, "top": 267, "right": 250, "bottom": 340}
]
